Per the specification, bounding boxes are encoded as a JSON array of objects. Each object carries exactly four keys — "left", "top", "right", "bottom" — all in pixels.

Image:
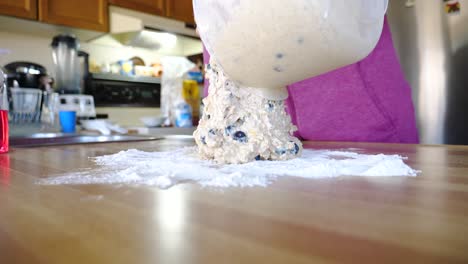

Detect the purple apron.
[{"left": 203, "top": 18, "right": 419, "bottom": 144}]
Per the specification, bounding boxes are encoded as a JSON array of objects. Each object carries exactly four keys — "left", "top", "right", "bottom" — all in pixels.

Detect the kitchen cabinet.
[
  {"left": 38, "top": 0, "right": 109, "bottom": 32},
  {"left": 0, "top": 0, "right": 37, "bottom": 20},
  {"left": 109, "top": 0, "right": 195, "bottom": 25},
  {"left": 166, "top": 0, "right": 195, "bottom": 24},
  {"left": 108, "top": 0, "right": 165, "bottom": 16}
]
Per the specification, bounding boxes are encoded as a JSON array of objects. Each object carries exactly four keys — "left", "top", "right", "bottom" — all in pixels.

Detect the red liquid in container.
[{"left": 0, "top": 110, "right": 8, "bottom": 153}]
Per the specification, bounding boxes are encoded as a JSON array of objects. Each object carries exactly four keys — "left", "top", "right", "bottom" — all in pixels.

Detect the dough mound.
[{"left": 194, "top": 61, "right": 302, "bottom": 164}]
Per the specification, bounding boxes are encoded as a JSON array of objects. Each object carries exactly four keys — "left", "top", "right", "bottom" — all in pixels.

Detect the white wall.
[{"left": 0, "top": 31, "right": 55, "bottom": 71}]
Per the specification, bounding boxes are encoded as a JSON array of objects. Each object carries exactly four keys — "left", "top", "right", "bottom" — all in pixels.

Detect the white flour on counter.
[{"left": 37, "top": 147, "right": 419, "bottom": 189}]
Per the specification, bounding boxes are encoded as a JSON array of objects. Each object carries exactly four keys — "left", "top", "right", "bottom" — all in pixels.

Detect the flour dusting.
[{"left": 37, "top": 147, "right": 419, "bottom": 189}]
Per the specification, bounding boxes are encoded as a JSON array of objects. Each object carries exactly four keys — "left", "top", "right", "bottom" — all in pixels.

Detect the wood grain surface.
[{"left": 1, "top": 140, "right": 468, "bottom": 264}]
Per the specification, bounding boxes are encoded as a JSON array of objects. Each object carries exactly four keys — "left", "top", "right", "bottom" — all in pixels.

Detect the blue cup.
[{"left": 59, "top": 111, "right": 76, "bottom": 133}]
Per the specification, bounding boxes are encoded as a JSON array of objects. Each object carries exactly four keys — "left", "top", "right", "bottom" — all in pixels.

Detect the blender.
[{"left": 51, "top": 35, "right": 88, "bottom": 94}]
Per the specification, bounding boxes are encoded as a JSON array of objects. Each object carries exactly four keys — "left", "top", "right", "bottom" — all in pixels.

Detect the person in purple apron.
[{"left": 203, "top": 18, "right": 419, "bottom": 144}]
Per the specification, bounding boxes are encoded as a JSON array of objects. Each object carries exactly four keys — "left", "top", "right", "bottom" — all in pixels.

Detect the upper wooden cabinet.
[
  {"left": 109, "top": 0, "right": 165, "bottom": 16},
  {"left": 0, "top": 0, "right": 194, "bottom": 33},
  {"left": 109, "top": 0, "right": 195, "bottom": 25},
  {"left": 166, "top": 0, "right": 194, "bottom": 24},
  {"left": 38, "top": 0, "right": 109, "bottom": 32},
  {"left": 0, "top": 0, "right": 37, "bottom": 20}
]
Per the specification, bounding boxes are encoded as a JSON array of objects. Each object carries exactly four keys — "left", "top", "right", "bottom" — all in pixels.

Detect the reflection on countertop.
[
  {"left": 134, "top": 126, "right": 196, "bottom": 136},
  {"left": 10, "top": 133, "right": 163, "bottom": 148},
  {"left": 9, "top": 124, "right": 196, "bottom": 147}
]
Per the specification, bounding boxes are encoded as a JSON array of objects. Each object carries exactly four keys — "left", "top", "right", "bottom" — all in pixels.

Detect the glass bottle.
[{"left": 0, "top": 69, "right": 9, "bottom": 153}]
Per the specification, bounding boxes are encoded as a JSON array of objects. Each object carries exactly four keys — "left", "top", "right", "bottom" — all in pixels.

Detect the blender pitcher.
[{"left": 51, "top": 35, "right": 84, "bottom": 94}]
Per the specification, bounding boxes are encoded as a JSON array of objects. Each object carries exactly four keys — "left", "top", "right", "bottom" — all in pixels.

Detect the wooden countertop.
[{"left": 1, "top": 140, "right": 468, "bottom": 263}]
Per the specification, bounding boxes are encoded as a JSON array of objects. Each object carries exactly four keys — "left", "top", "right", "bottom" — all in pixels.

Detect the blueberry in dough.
[
  {"left": 266, "top": 101, "right": 275, "bottom": 111},
  {"left": 201, "top": 136, "right": 207, "bottom": 145},
  {"left": 233, "top": 131, "right": 248, "bottom": 143},
  {"left": 255, "top": 155, "right": 262, "bottom": 161},
  {"left": 291, "top": 143, "right": 299, "bottom": 155},
  {"left": 293, "top": 143, "right": 300, "bottom": 155},
  {"left": 285, "top": 142, "right": 300, "bottom": 155},
  {"left": 275, "top": 148, "right": 287, "bottom": 155},
  {"left": 225, "top": 125, "right": 234, "bottom": 136},
  {"left": 208, "top": 129, "right": 216, "bottom": 136}
]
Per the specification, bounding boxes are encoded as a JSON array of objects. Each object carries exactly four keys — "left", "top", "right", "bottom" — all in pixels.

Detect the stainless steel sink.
[{"left": 10, "top": 133, "right": 163, "bottom": 147}]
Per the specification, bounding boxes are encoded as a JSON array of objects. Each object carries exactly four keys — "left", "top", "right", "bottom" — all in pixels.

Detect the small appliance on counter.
[
  {"left": 3, "top": 62, "right": 54, "bottom": 125},
  {"left": 58, "top": 94, "right": 96, "bottom": 119},
  {"left": 51, "top": 34, "right": 89, "bottom": 94},
  {"left": 3, "top": 61, "right": 50, "bottom": 90}
]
